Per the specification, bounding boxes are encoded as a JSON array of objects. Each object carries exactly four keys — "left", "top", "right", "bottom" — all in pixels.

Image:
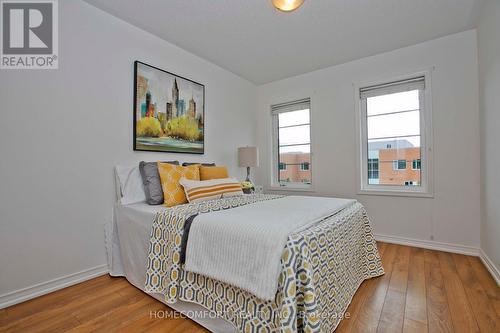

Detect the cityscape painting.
[{"left": 133, "top": 61, "right": 205, "bottom": 154}]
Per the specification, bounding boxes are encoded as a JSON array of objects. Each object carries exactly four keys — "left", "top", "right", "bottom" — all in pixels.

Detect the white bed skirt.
[{"left": 106, "top": 204, "right": 238, "bottom": 333}]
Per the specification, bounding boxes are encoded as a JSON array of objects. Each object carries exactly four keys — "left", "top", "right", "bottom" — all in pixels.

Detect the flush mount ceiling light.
[{"left": 272, "top": 0, "right": 305, "bottom": 12}]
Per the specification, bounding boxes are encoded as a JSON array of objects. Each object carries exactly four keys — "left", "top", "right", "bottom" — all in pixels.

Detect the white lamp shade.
[{"left": 238, "top": 146, "right": 259, "bottom": 167}]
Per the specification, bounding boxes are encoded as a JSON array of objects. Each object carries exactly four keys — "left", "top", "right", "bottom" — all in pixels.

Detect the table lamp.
[{"left": 238, "top": 146, "right": 259, "bottom": 182}]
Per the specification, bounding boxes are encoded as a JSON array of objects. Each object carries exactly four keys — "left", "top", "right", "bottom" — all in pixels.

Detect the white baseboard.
[
  {"left": 0, "top": 264, "right": 109, "bottom": 309},
  {"left": 375, "top": 234, "right": 500, "bottom": 286},
  {"left": 479, "top": 249, "right": 500, "bottom": 286},
  {"left": 374, "top": 233, "right": 480, "bottom": 256}
]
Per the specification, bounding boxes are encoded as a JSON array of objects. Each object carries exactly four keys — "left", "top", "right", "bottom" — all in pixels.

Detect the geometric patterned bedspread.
[{"left": 145, "top": 194, "right": 384, "bottom": 333}]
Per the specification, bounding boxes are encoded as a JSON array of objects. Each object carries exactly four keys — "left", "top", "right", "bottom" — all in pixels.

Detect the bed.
[
  {"left": 107, "top": 201, "right": 238, "bottom": 332},
  {"left": 107, "top": 171, "right": 384, "bottom": 333}
]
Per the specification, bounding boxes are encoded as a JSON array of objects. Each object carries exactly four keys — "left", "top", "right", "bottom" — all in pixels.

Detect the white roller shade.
[
  {"left": 271, "top": 98, "right": 310, "bottom": 115},
  {"left": 360, "top": 76, "right": 425, "bottom": 99}
]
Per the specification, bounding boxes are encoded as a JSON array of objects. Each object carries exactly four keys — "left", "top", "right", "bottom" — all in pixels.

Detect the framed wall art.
[{"left": 134, "top": 61, "right": 205, "bottom": 154}]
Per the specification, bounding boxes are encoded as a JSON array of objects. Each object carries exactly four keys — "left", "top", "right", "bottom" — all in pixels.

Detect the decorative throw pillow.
[
  {"left": 200, "top": 166, "right": 229, "bottom": 180},
  {"left": 180, "top": 177, "right": 243, "bottom": 203},
  {"left": 157, "top": 163, "right": 200, "bottom": 207},
  {"left": 139, "top": 161, "right": 179, "bottom": 205},
  {"left": 115, "top": 165, "right": 146, "bottom": 205}
]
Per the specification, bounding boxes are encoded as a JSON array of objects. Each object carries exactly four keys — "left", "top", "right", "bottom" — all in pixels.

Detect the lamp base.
[{"left": 245, "top": 166, "right": 251, "bottom": 182}]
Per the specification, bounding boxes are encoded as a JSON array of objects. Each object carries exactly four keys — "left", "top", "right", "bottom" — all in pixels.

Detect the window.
[
  {"left": 412, "top": 159, "right": 421, "bottom": 170},
  {"left": 368, "top": 158, "right": 379, "bottom": 184},
  {"left": 392, "top": 160, "right": 407, "bottom": 170},
  {"left": 272, "top": 98, "right": 312, "bottom": 189},
  {"left": 357, "top": 73, "right": 433, "bottom": 196}
]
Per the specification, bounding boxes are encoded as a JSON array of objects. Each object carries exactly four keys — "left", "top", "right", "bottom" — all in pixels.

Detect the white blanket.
[{"left": 184, "top": 195, "right": 355, "bottom": 301}]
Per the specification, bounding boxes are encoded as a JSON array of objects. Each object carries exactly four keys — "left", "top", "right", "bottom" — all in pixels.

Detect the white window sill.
[{"left": 358, "top": 188, "right": 434, "bottom": 198}]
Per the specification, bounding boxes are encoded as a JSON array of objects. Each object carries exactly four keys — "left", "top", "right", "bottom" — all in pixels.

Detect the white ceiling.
[{"left": 84, "top": 0, "right": 484, "bottom": 84}]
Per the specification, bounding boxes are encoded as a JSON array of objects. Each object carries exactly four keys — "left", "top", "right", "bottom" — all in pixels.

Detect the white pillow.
[
  {"left": 180, "top": 177, "right": 243, "bottom": 203},
  {"left": 115, "top": 165, "right": 146, "bottom": 205}
]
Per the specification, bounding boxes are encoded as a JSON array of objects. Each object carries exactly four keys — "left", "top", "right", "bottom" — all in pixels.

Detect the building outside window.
[{"left": 272, "top": 99, "right": 312, "bottom": 188}]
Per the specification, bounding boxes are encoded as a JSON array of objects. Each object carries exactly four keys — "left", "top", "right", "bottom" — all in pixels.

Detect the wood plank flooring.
[{"left": 0, "top": 242, "right": 498, "bottom": 333}]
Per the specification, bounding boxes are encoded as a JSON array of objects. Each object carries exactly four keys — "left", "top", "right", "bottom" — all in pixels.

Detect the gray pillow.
[
  {"left": 139, "top": 161, "right": 179, "bottom": 205},
  {"left": 182, "top": 162, "right": 216, "bottom": 167}
]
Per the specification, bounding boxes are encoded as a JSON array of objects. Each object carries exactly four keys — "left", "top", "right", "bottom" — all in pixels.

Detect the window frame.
[
  {"left": 367, "top": 158, "right": 379, "bottom": 182},
  {"left": 300, "top": 162, "right": 310, "bottom": 171},
  {"left": 412, "top": 159, "right": 421, "bottom": 170},
  {"left": 270, "top": 98, "right": 313, "bottom": 191},
  {"left": 355, "top": 70, "right": 434, "bottom": 197},
  {"left": 392, "top": 159, "right": 407, "bottom": 171}
]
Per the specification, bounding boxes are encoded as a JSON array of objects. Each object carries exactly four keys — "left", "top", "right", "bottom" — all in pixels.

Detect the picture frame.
[{"left": 133, "top": 61, "right": 205, "bottom": 154}]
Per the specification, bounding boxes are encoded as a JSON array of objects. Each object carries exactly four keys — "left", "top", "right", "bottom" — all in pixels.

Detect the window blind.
[
  {"left": 271, "top": 98, "right": 310, "bottom": 115},
  {"left": 360, "top": 76, "right": 425, "bottom": 99}
]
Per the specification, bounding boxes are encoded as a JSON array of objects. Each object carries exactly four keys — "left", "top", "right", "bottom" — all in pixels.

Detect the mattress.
[{"left": 107, "top": 202, "right": 238, "bottom": 333}]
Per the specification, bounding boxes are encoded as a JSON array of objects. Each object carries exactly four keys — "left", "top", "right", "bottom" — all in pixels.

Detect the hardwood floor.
[
  {"left": 0, "top": 243, "right": 498, "bottom": 333},
  {"left": 335, "top": 243, "right": 499, "bottom": 333}
]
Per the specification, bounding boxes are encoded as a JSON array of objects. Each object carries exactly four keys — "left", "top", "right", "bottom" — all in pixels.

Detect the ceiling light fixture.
[{"left": 272, "top": 0, "right": 305, "bottom": 12}]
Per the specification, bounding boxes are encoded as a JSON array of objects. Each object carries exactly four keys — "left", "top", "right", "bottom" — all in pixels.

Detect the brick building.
[
  {"left": 377, "top": 147, "right": 421, "bottom": 185},
  {"left": 279, "top": 140, "right": 421, "bottom": 186},
  {"left": 368, "top": 139, "right": 421, "bottom": 186},
  {"left": 278, "top": 152, "right": 311, "bottom": 184}
]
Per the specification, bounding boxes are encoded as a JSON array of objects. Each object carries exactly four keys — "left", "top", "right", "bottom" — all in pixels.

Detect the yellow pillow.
[
  {"left": 157, "top": 163, "right": 200, "bottom": 207},
  {"left": 200, "top": 166, "right": 229, "bottom": 180},
  {"left": 180, "top": 177, "right": 243, "bottom": 203}
]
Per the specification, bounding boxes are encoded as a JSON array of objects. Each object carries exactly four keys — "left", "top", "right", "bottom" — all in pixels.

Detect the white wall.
[
  {"left": 478, "top": 0, "right": 500, "bottom": 272},
  {"left": 0, "top": 0, "right": 257, "bottom": 300},
  {"left": 256, "top": 30, "right": 480, "bottom": 250}
]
